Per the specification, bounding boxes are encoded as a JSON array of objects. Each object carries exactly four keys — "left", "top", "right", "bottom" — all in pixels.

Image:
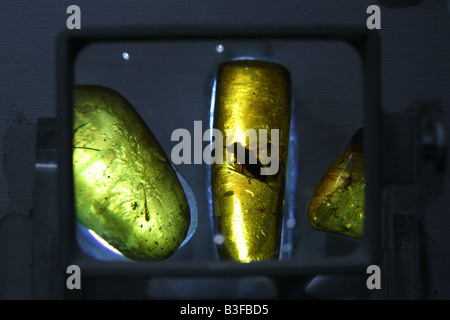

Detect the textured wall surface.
[{"left": 0, "top": 0, "right": 448, "bottom": 299}]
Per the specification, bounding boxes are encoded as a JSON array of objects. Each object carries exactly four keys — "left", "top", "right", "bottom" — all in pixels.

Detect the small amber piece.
[
  {"left": 212, "top": 59, "right": 292, "bottom": 262},
  {"left": 72, "top": 85, "right": 190, "bottom": 260},
  {"left": 307, "top": 128, "right": 365, "bottom": 239}
]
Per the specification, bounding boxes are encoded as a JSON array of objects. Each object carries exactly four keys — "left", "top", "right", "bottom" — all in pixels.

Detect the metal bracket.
[
  {"left": 33, "top": 117, "right": 62, "bottom": 299},
  {"left": 381, "top": 100, "right": 446, "bottom": 185},
  {"left": 381, "top": 100, "right": 446, "bottom": 299}
]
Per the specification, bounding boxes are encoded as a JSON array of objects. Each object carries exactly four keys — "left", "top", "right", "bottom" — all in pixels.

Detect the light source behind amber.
[
  {"left": 73, "top": 85, "right": 190, "bottom": 261},
  {"left": 307, "top": 128, "right": 365, "bottom": 239},
  {"left": 212, "top": 59, "right": 292, "bottom": 262}
]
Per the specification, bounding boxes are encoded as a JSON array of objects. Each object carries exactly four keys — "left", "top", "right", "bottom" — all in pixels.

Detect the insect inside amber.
[
  {"left": 211, "top": 59, "right": 292, "bottom": 262},
  {"left": 307, "top": 127, "right": 365, "bottom": 239},
  {"left": 72, "top": 85, "right": 191, "bottom": 261}
]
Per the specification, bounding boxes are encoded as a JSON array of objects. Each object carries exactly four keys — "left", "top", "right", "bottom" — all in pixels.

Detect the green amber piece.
[
  {"left": 72, "top": 85, "right": 190, "bottom": 260},
  {"left": 307, "top": 128, "right": 365, "bottom": 239}
]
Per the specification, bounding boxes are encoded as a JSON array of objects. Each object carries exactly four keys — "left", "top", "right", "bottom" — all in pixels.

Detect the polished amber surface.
[
  {"left": 73, "top": 85, "right": 190, "bottom": 260},
  {"left": 307, "top": 128, "right": 365, "bottom": 239},
  {"left": 212, "top": 60, "right": 292, "bottom": 262}
]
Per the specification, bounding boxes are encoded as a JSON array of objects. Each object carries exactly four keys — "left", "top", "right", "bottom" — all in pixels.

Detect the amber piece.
[
  {"left": 307, "top": 128, "right": 365, "bottom": 239},
  {"left": 72, "top": 85, "right": 190, "bottom": 260},
  {"left": 212, "top": 59, "right": 292, "bottom": 262}
]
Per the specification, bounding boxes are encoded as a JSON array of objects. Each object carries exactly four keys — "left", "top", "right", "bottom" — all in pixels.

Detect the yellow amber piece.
[
  {"left": 212, "top": 59, "right": 292, "bottom": 262},
  {"left": 72, "top": 85, "right": 190, "bottom": 261},
  {"left": 307, "top": 128, "right": 365, "bottom": 239}
]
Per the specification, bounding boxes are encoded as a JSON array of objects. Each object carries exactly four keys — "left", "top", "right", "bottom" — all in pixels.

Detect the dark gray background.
[{"left": 0, "top": 0, "right": 449, "bottom": 299}]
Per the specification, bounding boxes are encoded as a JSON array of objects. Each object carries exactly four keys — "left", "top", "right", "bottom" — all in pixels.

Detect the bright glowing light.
[
  {"left": 88, "top": 229, "right": 124, "bottom": 256},
  {"left": 232, "top": 197, "right": 249, "bottom": 262},
  {"left": 83, "top": 161, "right": 106, "bottom": 184},
  {"left": 216, "top": 44, "right": 224, "bottom": 53}
]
